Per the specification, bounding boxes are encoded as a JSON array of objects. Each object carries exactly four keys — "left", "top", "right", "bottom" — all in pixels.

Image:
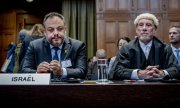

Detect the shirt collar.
[
  {"left": 171, "top": 44, "right": 180, "bottom": 51},
  {"left": 139, "top": 40, "right": 152, "bottom": 48},
  {"left": 50, "top": 44, "right": 62, "bottom": 49}
]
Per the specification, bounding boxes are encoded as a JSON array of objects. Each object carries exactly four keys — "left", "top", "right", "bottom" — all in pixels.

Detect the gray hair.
[
  {"left": 43, "top": 12, "right": 66, "bottom": 25},
  {"left": 134, "top": 13, "right": 159, "bottom": 29},
  {"left": 19, "top": 29, "right": 29, "bottom": 42},
  {"left": 96, "top": 49, "right": 106, "bottom": 58}
]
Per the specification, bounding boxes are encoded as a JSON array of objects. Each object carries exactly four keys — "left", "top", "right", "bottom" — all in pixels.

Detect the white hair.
[
  {"left": 96, "top": 49, "right": 106, "bottom": 58},
  {"left": 134, "top": 13, "right": 159, "bottom": 28}
]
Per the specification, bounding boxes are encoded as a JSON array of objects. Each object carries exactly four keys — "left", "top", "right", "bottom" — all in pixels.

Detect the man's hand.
[
  {"left": 138, "top": 65, "right": 165, "bottom": 79},
  {"left": 151, "top": 67, "right": 165, "bottom": 78},
  {"left": 37, "top": 61, "right": 50, "bottom": 73},
  {"left": 49, "top": 60, "right": 63, "bottom": 76},
  {"left": 137, "top": 69, "right": 154, "bottom": 79}
]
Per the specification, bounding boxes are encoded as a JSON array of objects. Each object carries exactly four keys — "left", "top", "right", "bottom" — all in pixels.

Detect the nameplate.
[{"left": 0, "top": 73, "right": 50, "bottom": 85}]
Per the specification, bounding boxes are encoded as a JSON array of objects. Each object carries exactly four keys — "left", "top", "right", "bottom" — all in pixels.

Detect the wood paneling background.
[
  {"left": 96, "top": 0, "right": 180, "bottom": 58},
  {"left": 0, "top": 10, "right": 43, "bottom": 67},
  {"left": 0, "top": 0, "right": 61, "bottom": 67},
  {"left": 0, "top": 11, "right": 16, "bottom": 67},
  {"left": 1, "top": 0, "right": 180, "bottom": 67}
]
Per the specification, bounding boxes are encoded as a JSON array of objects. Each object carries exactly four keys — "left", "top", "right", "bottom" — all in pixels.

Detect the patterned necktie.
[
  {"left": 53, "top": 47, "right": 59, "bottom": 61},
  {"left": 144, "top": 46, "right": 150, "bottom": 59},
  {"left": 175, "top": 50, "right": 180, "bottom": 65},
  {"left": 51, "top": 47, "right": 60, "bottom": 80}
]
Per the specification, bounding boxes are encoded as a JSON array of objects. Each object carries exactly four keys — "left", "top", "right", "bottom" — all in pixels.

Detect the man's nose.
[
  {"left": 169, "top": 33, "right": 173, "bottom": 37},
  {"left": 142, "top": 25, "right": 147, "bottom": 31},
  {"left": 53, "top": 29, "right": 58, "bottom": 35}
]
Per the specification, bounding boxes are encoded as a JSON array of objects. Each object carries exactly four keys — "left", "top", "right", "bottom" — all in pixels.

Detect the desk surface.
[{"left": 0, "top": 81, "right": 180, "bottom": 108}]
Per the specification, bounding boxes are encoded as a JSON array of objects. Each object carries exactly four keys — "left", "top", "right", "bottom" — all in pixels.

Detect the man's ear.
[
  {"left": 135, "top": 27, "right": 138, "bottom": 34},
  {"left": 64, "top": 27, "right": 68, "bottom": 35},
  {"left": 153, "top": 26, "right": 157, "bottom": 35}
]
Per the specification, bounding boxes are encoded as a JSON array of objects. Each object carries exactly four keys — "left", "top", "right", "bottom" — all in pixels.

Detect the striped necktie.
[
  {"left": 144, "top": 46, "right": 150, "bottom": 59},
  {"left": 51, "top": 47, "right": 60, "bottom": 80},
  {"left": 53, "top": 47, "right": 59, "bottom": 61},
  {"left": 175, "top": 50, "right": 180, "bottom": 65}
]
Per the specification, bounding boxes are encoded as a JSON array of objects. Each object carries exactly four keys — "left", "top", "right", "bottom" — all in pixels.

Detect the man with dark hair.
[
  {"left": 21, "top": 12, "right": 87, "bottom": 80},
  {"left": 169, "top": 26, "right": 180, "bottom": 65},
  {"left": 108, "top": 36, "right": 131, "bottom": 73}
]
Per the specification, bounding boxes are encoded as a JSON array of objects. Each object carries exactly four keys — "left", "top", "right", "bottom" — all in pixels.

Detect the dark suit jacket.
[
  {"left": 109, "top": 36, "right": 180, "bottom": 80},
  {"left": 19, "top": 35, "right": 44, "bottom": 72},
  {"left": 87, "top": 61, "right": 98, "bottom": 80},
  {"left": 19, "top": 35, "right": 44, "bottom": 65},
  {"left": 21, "top": 37, "right": 87, "bottom": 79}
]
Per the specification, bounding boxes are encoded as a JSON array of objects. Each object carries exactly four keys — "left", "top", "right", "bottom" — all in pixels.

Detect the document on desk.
[{"left": 0, "top": 73, "right": 50, "bottom": 85}]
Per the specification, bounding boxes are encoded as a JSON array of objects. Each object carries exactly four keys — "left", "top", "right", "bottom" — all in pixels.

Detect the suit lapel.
[
  {"left": 134, "top": 38, "right": 148, "bottom": 69},
  {"left": 43, "top": 38, "right": 52, "bottom": 62},
  {"left": 147, "top": 37, "right": 163, "bottom": 65},
  {"left": 61, "top": 38, "right": 71, "bottom": 60},
  {"left": 134, "top": 39, "right": 142, "bottom": 69},
  {"left": 153, "top": 38, "right": 161, "bottom": 65}
]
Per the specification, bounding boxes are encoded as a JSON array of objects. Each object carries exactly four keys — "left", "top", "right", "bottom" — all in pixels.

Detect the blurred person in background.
[
  {"left": 18, "top": 24, "right": 45, "bottom": 72},
  {"left": 13, "top": 29, "right": 29, "bottom": 73},
  {"left": 108, "top": 36, "right": 131, "bottom": 73},
  {"left": 169, "top": 26, "right": 180, "bottom": 65},
  {"left": 88, "top": 49, "right": 107, "bottom": 80}
]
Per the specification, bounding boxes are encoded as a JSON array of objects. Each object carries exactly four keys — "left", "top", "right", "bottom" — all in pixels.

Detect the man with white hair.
[
  {"left": 109, "top": 13, "right": 180, "bottom": 80},
  {"left": 88, "top": 49, "right": 107, "bottom": 80}
]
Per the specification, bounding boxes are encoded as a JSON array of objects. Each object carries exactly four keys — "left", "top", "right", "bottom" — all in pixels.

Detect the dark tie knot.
[
  {"left": 175, "top": 49, "right": 180, "bottom": 52},
  {"left": 175, "top": 50, "right": 180, "bottom": 55},
  {"left": 53, "top": 47, "right": 60, "bottom": 51}
]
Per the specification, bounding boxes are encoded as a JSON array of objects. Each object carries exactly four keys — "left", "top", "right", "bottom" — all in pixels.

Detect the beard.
[
  {"left": 139, "top": 35, "right": 153, "bottom": 44},
  {"left": 47, "top": 36, "right": 64, "bottom": 47}
]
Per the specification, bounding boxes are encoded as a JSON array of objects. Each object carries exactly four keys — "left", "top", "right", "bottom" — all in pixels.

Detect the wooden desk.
[{"left": 0, "top": 81, "right": 180, "bottom": 108}]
